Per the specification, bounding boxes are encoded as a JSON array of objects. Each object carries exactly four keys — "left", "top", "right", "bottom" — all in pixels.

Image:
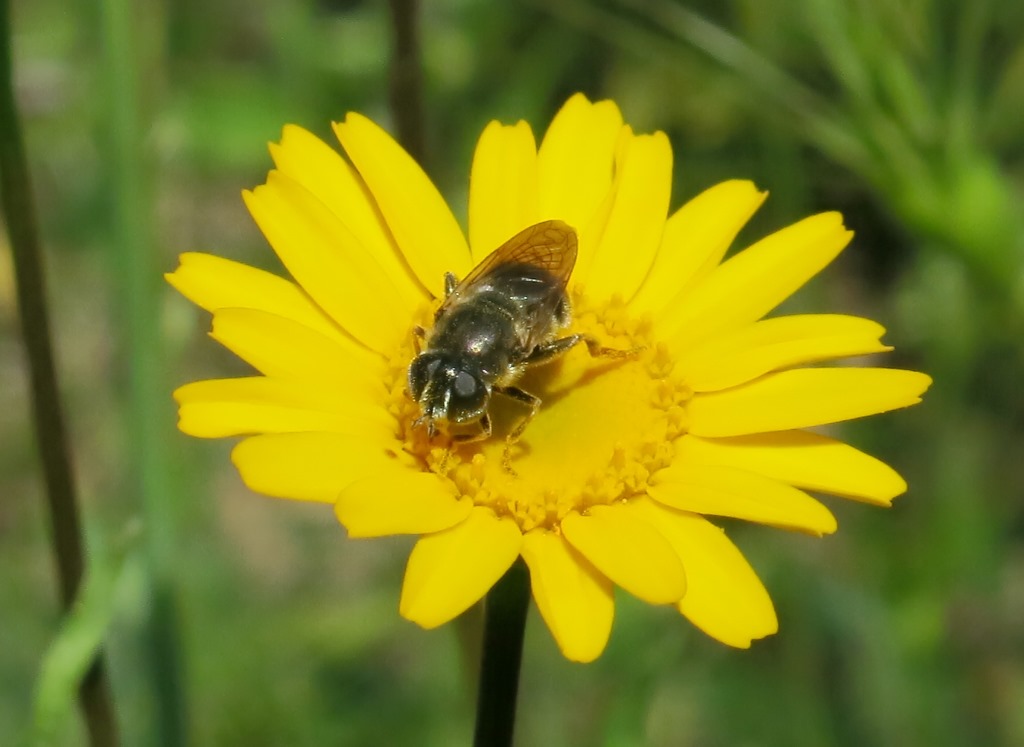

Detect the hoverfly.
[{"left": 407, "top": 220, "right": 622, "bottom": 468}]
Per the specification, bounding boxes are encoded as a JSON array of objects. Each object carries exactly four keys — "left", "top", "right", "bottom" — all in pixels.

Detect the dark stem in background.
[
  {"left": 473, "top": 561, "right": 530, "bottom": 747},
  {"left": 0, "top": 2, "right": 119, "bottom": 746},
  {"left": 387, "top": 0, "right": 427, "bottom": 166}
]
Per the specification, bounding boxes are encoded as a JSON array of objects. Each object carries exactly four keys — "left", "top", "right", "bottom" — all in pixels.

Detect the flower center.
[{"left": 385, "top": 292, "right": 691, "bottom": 532}]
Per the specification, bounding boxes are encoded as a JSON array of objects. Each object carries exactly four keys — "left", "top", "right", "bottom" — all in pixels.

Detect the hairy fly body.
[{"left": 407, "top": 220, "right": 612, "bottom": 467}]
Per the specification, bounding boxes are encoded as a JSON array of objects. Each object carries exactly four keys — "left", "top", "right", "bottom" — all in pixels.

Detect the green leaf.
[{"left": 29, "top": 532, "right": 135, "bottom": 746}]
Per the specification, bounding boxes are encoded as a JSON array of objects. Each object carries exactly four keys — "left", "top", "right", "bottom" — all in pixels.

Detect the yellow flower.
[{"left": 167, "top": 94, "right": 931, "bottom": 663}]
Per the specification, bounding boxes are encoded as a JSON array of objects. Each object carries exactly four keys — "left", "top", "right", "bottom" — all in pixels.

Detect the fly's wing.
[{"left": 438, "top": 220, "right": 577, "bottom": 316}]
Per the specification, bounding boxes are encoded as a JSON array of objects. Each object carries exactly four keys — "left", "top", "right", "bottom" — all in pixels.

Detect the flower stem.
[
  {"left": 0, "top": 2, "right": 119, "bottom": 745},
  {"left": 473, "top": 560, "right": 530, "bottom": 747},
  {"left": 386, "top": 0, "right": 426, "bottom": 166}
]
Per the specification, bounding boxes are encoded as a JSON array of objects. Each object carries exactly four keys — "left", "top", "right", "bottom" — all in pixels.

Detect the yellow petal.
[
  {"left": 468, "top": 120, "right": 539, "bottom": 264},
  {"left": 521, "top": 530, "right": 614, "bottom": 663},
  {"left": 165, "top": 252, "right": 344, "bottom": 343},
  {"left": 173, "top": 377, "right": 392, "bottom": 439},
  {"left": 631, "top": 498, "right": 777, "bottom": 648},
  {"left": 676, "top": 432, "right": 907, "bottom": 505},
  {"left": 689, "top": 367, "right": 933, "bottom": 436},
  {"left": 649, "top": 463, "right": 838, "bottom": 535},
  {"left": 537, "top": 94, "right": 622, "bottom": 259},
  {"left": 244, "top": 171, "right": 412, "bottom": 352},
  {"left": 174, "top": 376, "right": 358, "bottom": 409},
  {"left": 210, "top": 307, "right": 385, "bottom": 387},
  {"left": 231, "top": 432, "right": 399, "bottom": 502},
  {"left": 333, "top": 113, "right": 471, "bottom": 297},
  {"left": 269, "top": 125, "right": 426, "bottom": 301},
  {"left": 630, "top": 181, "right": 767, "bottom": 318},
  {"left": 661, "top": 212, "right": 853, "bottom": 349},
  {"left": 561, "top": 504, "right": 686, "bottom": 604},
  {"left": 678, "top": 314, "right": 892, "bottom": 392},
  {"left": 400, "top": 507, "right": 522, "bottom": 629},
  {"left": 584, "top": 129, "right": 673, "bottom": 300},
  {"left": 335, "top": 471, "right": 472, "bottom": 537}
]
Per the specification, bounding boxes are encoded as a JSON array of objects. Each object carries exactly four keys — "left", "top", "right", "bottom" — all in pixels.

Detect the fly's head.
[{"left": 407, "top": 351, "right": 490, "bottom": 437}]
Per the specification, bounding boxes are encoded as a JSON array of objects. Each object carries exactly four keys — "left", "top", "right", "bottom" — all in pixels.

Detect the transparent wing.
[{"left": 439, "top": 220, "right": 577, "bottom": 312}]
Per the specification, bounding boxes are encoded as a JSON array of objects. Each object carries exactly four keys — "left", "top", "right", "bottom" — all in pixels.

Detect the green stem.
[
  {"left": 0, "top": 2, "right": 119, "bottom": 745},
  {"left": 99, "top": 0, "right": 187, "bottom": 743},
  {"left": 473, "top": 560, "right": 530, "bottom": 747}
]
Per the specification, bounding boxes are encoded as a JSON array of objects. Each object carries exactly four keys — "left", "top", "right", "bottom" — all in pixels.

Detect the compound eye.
[{"left": 453, "top": 370, "right": 478, "bottom": 399}]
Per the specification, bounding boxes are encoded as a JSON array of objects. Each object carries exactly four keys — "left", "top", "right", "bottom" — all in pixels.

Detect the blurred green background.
[{"left": 3, "top": 0, "right": 1023, "bottom": 745}]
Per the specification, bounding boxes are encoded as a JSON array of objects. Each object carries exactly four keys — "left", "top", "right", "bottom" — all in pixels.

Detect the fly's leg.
[
  {"left": 433, "top": 273, "right": 460, "bottom": 323},
  {"left": 581, "top": 334, "right": 645, "bottom": 359},
  {"left": 444, "top": 272, "right": 458, "bottom": 298},
  {"left": 413, "top": 413, "right": 489, "bottom": 444},
  {"left": 524, "top": 334, "right": 643, "bottom": 366},
  {"left": 494, "top": 386, "right": 541, "bottom": 475},
  {"left": 412, "top": 325, "right": 426, "bottom": 354},
  {"left": 451, "top": 413, "right": 492, "bottom": 444},
  {"left": 523, "top": 335, "right": 582, "bottom": 365}
]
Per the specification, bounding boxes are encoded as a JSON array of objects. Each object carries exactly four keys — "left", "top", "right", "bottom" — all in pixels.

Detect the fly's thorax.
[{"left": 427, "top": 296, "right": 522, "bottom": 381}]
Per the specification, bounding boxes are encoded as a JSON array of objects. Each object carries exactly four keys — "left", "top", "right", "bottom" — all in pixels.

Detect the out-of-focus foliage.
[{"left": 2, "top": 0, "right": 1022, "bottom": 745}]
